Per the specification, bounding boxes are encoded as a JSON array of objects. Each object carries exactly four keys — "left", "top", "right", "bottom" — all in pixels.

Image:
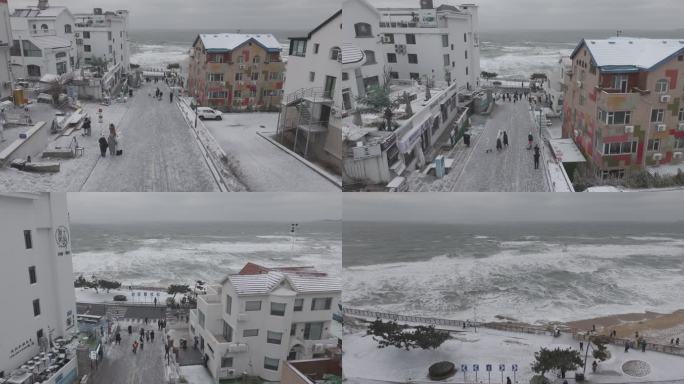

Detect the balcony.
[
  {"left": 596, "top": 89, "right": 640, "bottom": 112},
  {"left": 30, "top": 28, "right": 56, "bottom": 37},
  {"left": 227, "top": 343, "right": 249, "bottom": 353}
]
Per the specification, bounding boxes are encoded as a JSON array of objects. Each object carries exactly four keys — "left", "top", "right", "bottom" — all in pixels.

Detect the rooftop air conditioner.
[
  {"left": 653, "top": 153, "right": 663, "bottom": 161},
  {"left": 660, "top": 94, "right": 671, "bottom": 103},
  {"left": 624, "top": 125, "right": 634, "bottom": 133},
  {"left": 75, "top": 32, "right": 80, "bottom": 37},
  {"left": 395, "top": 44, "right": 407, "bottom": 55},
  {"left": 382, "top": 35, "right": 393, "bottom": 44},
  {"left": 656, "top": 124, "right": 667, "bottom": 132},
  {"left": 239, "top": 65, "right": 245, "bottom": 70},
  {"left": 678, "top": 122, "right": 684, "bottom": 131}
]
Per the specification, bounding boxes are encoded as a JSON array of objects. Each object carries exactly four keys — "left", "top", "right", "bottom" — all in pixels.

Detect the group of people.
[
  {"left": 98, "top": 123, "right": 120, "bottom": 157},
  {"left": 498, "top": 91, "right": 527, "bottom": 103},
  {"left": 495, "top": 130, "right": 509, "bottom": 152}
]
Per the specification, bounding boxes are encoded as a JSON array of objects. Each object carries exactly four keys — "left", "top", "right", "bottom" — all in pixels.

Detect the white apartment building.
[
  {"left": 188, "top": 263, "right": 341, "bottom": 382},
  {"left": 0, "top": 193, "right": 77, "bottom": 379},
  {"left": 0, "top": 0, "right": 13, "bottom": 100},
  {"left": 73, "top": 8, "right": 130, "bottom": 89},
  {"left": 278, "top": 10, "right": 344, "bottom": 173},
  {"left": 9, "top": 0, "right": 78, "bottom": 81}
]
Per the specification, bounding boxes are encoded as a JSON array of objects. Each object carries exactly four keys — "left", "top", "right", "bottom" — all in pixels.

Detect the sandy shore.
[{"left": 564, "top": 309, "right": 684, "bottom": 344}]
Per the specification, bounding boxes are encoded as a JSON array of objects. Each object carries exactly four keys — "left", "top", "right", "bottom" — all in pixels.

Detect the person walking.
[
  {"left": 624, "top": 340, "right": 630, "bottom": 352},
  {"left": 506, "top": 377, "right": 512, "bottom": 384},
  {"left": 592, "top": 360, "right": 598, "bottom": 373},
  {"left": 527, "top": 132, "right": 534, "bottom": 150},
  {"left": 165, "top": 343, "right": 171, "bottom": 363},
  {"left": 677, "top": 338, "right": 680, "bottom": 345},
  {"left": 140, "top": 327, "right": 145, "bottom": 340},
  {"left": 503, "top": 131, "right": 509, "bottom": 148},
  {"left": 140, "top": 338, "right": 144, "bottom": 351},
  {"left": 145, "top": 331, "right": 150, "bottom": 342},
  {"left": 128, "top": 325, "right": 132, "bottom": 335},
  {"left": 533, "top": 146, "right": 540, "bottom": 169},
  {"left": 579, "top": 341, "right": 584, "bottom": 351},
  {"left": 115, "top": 332, "right": 121, "bottom": 345},
  {"left": 641, "top": 340, "right": 646, "bottom": 352},
  {"left": 132, "top": 340, "right": 138, "bottom": 354},
  {"left": 107, "top": 124, "right": 118, "bottom": 156},
  {"left": 151, "top": 330, "right": 155, "bottom": 343},
  {"left": 169, "top": 91, "right": 174, "bottom": 103},
  {"left": 98, "top": 135, "right": 108, "bottom": 157}
]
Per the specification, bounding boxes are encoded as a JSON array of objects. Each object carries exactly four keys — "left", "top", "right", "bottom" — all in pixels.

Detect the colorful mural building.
[
  {"left": 562, "top": 37, "right": 684, "bottom": 179},
  {"left": 187, "top": 33, "right": 285, "bottom": 111}
]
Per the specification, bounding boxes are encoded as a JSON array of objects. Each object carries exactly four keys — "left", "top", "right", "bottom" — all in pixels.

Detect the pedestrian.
[
  {"left": 107, "top": 124, "right": 118, "bottom": 156},
  {"left": 140, "top": 327, "right": 145, "bottom": 339},
  {"left": 507, "top": 377, "right": 512, "bottom": 384},
  {"left": 642, "top": 340, "right": 646, "bottom": 352},
  {"left": 154, "top": 297, "right": 158, "bottom": 307},
  {"left": 159, "top": 91, "right": 163, "bottom": 100},
  {"left": 151, "top": 330, "right": 155, "bottom": 343},
  {"left": 169, "top": 92, "right": 174, "bottom": 103},
  {"left": 496, "top": 137, "right": 502, "bottom": 152},
  {"left": 128, "top": 325, "right": 132, "bottom": 335},
  {"left": 671, "top": 338, "right": 674, "bottom": 345},
  {"left": 145, "top": 317, "right": 148, "bottom": 325},
  {"left": 579, "top": 341, "right": 583, "bottom": 351},
  {"left": 115, "top": 332, "right": 121, "bottom": 345},
  {"left": 534, "top": 150, "right": 540, "bottom": 170},
  {"left": 527, "top": 132, "right": 533, "bottom": 150},
  {"left": 592, "top": 360, "right": 598, "bottom": 373},
  {"left": 98, "top": 135, "right": 108, "bottom": 157},
  {"left": 140, "top": 339, "right": 144, "bottom": 351},
  {"left": 132, "top": 340, "right": 138, "bottom": 354},
  {"left": 677, "top": 338, "right": 680, "bottom": 345},
  {"left": 503, "top": 131, "right": 509, "bottom": 147},
  {"left": 146, "top": 331, "right": 149, "bottom": 342},
  {"left": 165, "top": 343, "right": 170, "bottom": 363},
  {"left": 624, "top": 340, "right": 630, "bottom": 352}
]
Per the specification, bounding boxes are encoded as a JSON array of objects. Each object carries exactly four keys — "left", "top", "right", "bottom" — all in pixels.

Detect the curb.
[{"left": 256, "top": 131, "right": 342, "bottom": 189}]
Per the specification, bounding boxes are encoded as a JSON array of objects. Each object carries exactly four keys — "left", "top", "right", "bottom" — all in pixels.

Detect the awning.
[{"left": 549, "top": 138, "right": 586, "bottom": 163}]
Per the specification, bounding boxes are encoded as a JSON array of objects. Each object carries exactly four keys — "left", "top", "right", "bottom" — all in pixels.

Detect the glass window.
[
  {"left": 655, "top": 79, "right": 669, "bottom": 93},
  {"left": 243, "top": 329, "right": 259, "bottom": 337},
  {"left": 84, "top": 45, "right": 91, "bottom": 52},
  {"left": 33, "top": 299, "right": 41, "bottom": 316},
  {"left": 10, "top": 40, "right": 21, "bottom": 56},
  {"left": 222, "top": 320, "right": 233, "bottom": 342},
  {"left": 406, "top": 34, "right": 416, "bottom": 45},
  {"left": 221, "top": 357, "right": 233, "bottom": 368},
  {"left": 29, "top": 266, "right": 37, "bottom": 284},
  {"left": 443, "top": 54, "right": 450, "bottom": 67},
  {"left": 290, "top": 40, "right": 306, "bottom": 57},
  {"left": 64, "top": 24, "right": 72, "bottom": 33},
  {"left": 264, "top": 357, "right": 279, "bottom": 371},
  {"left": 384, "top": 33, "right": 394, "bottom": 43},
  {"left": 679, "top": 107, "right": 684, "bottom": 122},
  {"left": 314, "top": 43, "right": 319, "bottom": 54},
  {"left": 294, "top": 298, "right": 304, "bottom": 312},
  {"left": 674, "top": 137, "right": 684, "bottom": 149},
  {"left": 267, "top": 331, "right": 282, "bottom": 344},
  {"left": 235, "top": 73, "right": 243, "bottom": 81},
  {"left": 22, "top": 40, "right": 41, "bottom": 57},
  {"left": 330, "top": 47, "right": 341, "bottom": 61},
  {"left": 225, "top": 295, "right": 232, "bottom": 314},
  {"left": 251, "top": 72, "right": 259, "bottom": 81},
  {"left": 24, "top": 230, "right": 32, "bottom": 249},
  {"left": 303, "top": 322, "right": 323, "bottom": 340},
  {"left": 651, "top": 109, "right": 665, "bottom": 123},
  {"left": 408, "top": 54, "right": 418, "bottom": 64},
  {"left": 354, "top": 23, "right": 373, "bottom": 37},
  {"left": 342, "top": 72, "right": 349, "bottom": 81},
  {"left": 441, "top": 34, "right": 449, "bottom": 47},
  {"left": 83, "top": 31, "right": 90, "bottom": 39},
  {"left": 387, "top": 53, "right": 397, "bottom": 63},
  {"left": 245, "top": 301, "right": 261, "bottom": 311},
  {"left": 647, "top": 139, "right": 660, "bottom": 151},
  {"left": 309, "top": 72, "right": 315, "bottom": 82},
  {"left": 270, "top": 302, "right": 286, "bottom": 316},
  {"left": 311, "top": 298, "right": 332, "bottom": 311},
  {"left": 363, "top": 50, "right": 376, "bottom": 65}
]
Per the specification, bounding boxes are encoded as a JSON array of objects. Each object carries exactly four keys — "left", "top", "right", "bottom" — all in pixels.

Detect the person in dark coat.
[
  {"left": 507, "top": 377, "right": 512, "bottom": 384},
  {"left": 496, "top": 137, "right": 503, "bottom": 152},
  {"left": 150, "top": 330, "right": 155, "bottom": 343},
  {"left": 169, "top": 92, "right": 174, "bottom": 103},
  {"left": 503, "top": 131, "right": 509, "bottom": 147},
  {"left": 533, "top": 145, "right": 540, "bottom": 169},
  {"left": 98, "top": 135, "right": 108, "bottom": 157},
  {"left": 82, "top": 117, "right": 91, "bottom": 136}
]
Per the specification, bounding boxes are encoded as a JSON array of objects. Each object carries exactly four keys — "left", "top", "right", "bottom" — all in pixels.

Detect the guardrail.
[
  {"left": 343, "top": 307, "right": 481, "bottom": 329},
  {"left": 572, "top": 333, "right": 684, "bottom": 357}
]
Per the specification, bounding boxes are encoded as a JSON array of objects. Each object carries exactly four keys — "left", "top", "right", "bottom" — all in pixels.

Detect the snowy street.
[
  {"left": 203, "top": 113, "right": 340, "bottom": 191},
  {"left": 408, "top": 100, "right": 550, "bottom": 192}
]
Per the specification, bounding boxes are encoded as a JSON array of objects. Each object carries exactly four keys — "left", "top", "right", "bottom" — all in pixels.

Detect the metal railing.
[
  {"left": 572, "top": 333, "right": 684, "bottom": 357},
  {"left": 343, "top": 307, "right": 482, "bottom": 329}
]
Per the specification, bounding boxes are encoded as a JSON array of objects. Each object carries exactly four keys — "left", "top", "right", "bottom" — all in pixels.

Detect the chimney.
[{"left": 37, "top": 0, "right": 48, "bottom": 10}]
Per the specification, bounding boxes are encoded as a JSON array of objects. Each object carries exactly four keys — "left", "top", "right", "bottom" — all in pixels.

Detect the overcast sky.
[
  {"left": 344, "top": 193, "right": 684, "bottom": 223},
  {"left": 67, "top": 193, "right": 341, "bottom": 223},
  {"left": 369, "top": 0, "right": 684, "bottom": 31},
  {"left": 8, "top": 0, "right": 339, "bottom": 30}
]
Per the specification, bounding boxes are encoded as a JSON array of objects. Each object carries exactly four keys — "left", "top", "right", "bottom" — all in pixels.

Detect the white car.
[{"left": 197, "top": 107, "right": 222, "bottom": 120}]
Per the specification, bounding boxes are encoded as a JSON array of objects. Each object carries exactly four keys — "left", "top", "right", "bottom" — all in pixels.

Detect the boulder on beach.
[{"left": 428, "top": 361, "right": 455, "bottom": 380}]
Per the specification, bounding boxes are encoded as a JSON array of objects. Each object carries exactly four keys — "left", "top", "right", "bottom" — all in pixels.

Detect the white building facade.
[
  {"left": 188, "top": 265, "right": 341, "bottom": 382},
  {"left": 0, "top": 0, "right": 13, "bottom": 100},
  {"left": 0, "top": 193, "right": 77, "bottom": 379},
  {"left": 9, "top": 0, "right": 78, "bottom": 81}
]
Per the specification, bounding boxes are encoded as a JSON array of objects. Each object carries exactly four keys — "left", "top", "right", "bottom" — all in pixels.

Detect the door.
[
  {"left": 324, "top": 75, "right": 336, "bottom": 99},
  {"left": 613, "top": 75, "right": 628, "bottom": 93},
  {"left": 319, "top": 105, "right": 331, "bottom": 126}
]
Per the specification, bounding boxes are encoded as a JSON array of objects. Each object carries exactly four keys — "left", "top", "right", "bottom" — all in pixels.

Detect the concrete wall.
[
  {"left": 0, "top": 2, "right": 12, "bottom": 100},
  {"left": 0, "top": 121, "right": 48, "bottom": 166}
]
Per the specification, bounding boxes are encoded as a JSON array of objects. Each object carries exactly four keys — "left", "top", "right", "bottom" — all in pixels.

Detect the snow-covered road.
[
  {"left": 203, "top": 113, "right": 340, "bottom": 191},
  {"left": 81, "top": 83, "right": 219, "bottom": 191}
]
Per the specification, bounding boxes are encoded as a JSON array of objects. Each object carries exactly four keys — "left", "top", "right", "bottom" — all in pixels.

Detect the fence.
[
  {"left": 572, "top": 333, "right": 684, "bottom": 357},
  {"left": 343, "top": 307, "right": 481, "bottom": 329}
]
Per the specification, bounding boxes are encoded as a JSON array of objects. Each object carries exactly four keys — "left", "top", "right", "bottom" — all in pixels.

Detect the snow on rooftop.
[
  {"left": 582, "top": 37, "right": 684, "bottom": 69},
  {"left": 229, "top": 271, "right": 285, "bottom": 295},
  {"left": 31, "top": 35, "right": 72, "bottom": 49},
  {"left": 287, "top": 274, "right": 341, "bottom": 294},
  {"left": 227, "top": 269, "right": 340, "bottom": 296},
  {"left": 198, "top": 33, "right": 282, "bottom": 52},
  {"left": 341, "top": 43, "right": 364, "bottom": 66},
  {"left": 12, "top": 6, "right": 67, "bottom": 18}
]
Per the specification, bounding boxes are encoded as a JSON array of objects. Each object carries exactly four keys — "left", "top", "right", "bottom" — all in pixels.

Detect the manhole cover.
[{"left": 622, "top": 360, "right": 651, "bottom": 377}]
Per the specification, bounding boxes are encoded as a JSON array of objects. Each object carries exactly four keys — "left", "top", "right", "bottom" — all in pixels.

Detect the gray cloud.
[
  {"left": 367, "top": 0, "right": 684, "bottom": 31},
  {"left": 67, "top": 193, "right": 341, "bottom": 223},
  {"left": 8, "top": 0, "right": 340, "bottom": 30},
  {"left": 344, "top": 192, "right": 684, "bottom": 223}
]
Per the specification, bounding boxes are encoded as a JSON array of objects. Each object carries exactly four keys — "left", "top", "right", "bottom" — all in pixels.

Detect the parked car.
[
  {"left": 197, "top": 107, "right": 222, "bottom": 120},
  {"left": 113, "top": 295, "right": 127, "bottom": 302}
]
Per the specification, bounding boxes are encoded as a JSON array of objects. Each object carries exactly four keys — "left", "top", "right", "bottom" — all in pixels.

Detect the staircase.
[{"left": 106, "top": 306, "right": 128, "bottom": 321}]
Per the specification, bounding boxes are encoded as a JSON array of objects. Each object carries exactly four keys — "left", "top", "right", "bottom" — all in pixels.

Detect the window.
[
  {"left": 647, "top": 139, "right": 661, "bottom": 151},
  {"left": 222, "top": 320, "right": 233, "bottom": 342},
  {"left": 603, "top": 141, "right": 637, "bottom": 155},
  {"left": 235, "top": 73, "right": 243, "bottom": 81},
  {"left": 251, "top": 72, "right": 259, "bottom": 81},
  {"left": 40, "top": 24, "right": 48, "bottom": 31},
  {"left": 29, "top": 266, "right": 37, "bottom": 284},
  {"left": 651, "top": 109, "right": 665, "bottom": 123},
  {"left": 390, "top": 71, "right": 399, "bottom": 79},
  {"left": 408, "top": 54, "right": 418, "bottom": 64},
  {"left": 233, "top": 90, "right": 241, "bottom": 98},
  {"left": 314, "top": 43, "right": 319, "bottom": 54},
  {"left": 55, "top": 52, "right": 66, "bottom": 59},
  {"left": 64, "top": 24, "right": 72, "bottom": 33},
  {"left": 464, "top": 33, "right": 467, "bottom": 43},
  {"left": 36, "top": 329, "right": 44, "bottom": 342},
  {"left": 354, "top": 22, "right": 372, "bottom": 37},
  {"left": 225, "top": 295, "right": 232, "bottom": 314},
  {"left": 465, "top": 50, "right": 468, "bottom": 59},
  {"left": 290, "top": 40, "right": 306, "bottom": 57},
  {"left": 208, "top": 73, "right": 224, "bottom": 82},
  {"left": 342, "top": 72, "right": 349, "bottom": 81},
  {"left": 83, "top": 31, "right": 90, "bottom": 39},
  {"left": 84, "top": 45, "right": 91, "bottom": 52},
  {"left": 10, "top": 40, "right": 21, "bottom": 56},
  {"left": 655, "top": 79, "right": 669, "bottom": 93},
  {"left": 108, "top": 31, "right": 112, "bottom": 41},
  {"left": 208, "top": 91, "right": 227, "bottom": 99},
  {"left": 387, "top": 53, "right": 397, "bottom": 63},
  {"left": 363, "top": 50, "right": 376, "bottom": 65},
  {"left": 406, "top": 34, "right": 416, "bottom": 45},
  {"left": 237, "top": 56, "right": 244, "bottom": 64},
  {"left": 269, "top": 72, "right": 281, "bottom": 81},
  {"left": 409, "top": 72, "right": 419, "bottom": 80},
  {"left": 342, "top": 88, "right": 352, "bottom": 110},
  {"left": 243, "top": 329, "right": 259, "bottom": 337},
  {"left": 309, "top": 72, "right": 315, "bottom": 82},
  {"left": 303, "top": 322, "right": 323, "bottom": 340},
  {"left": 221, "top": 357, "right": 233, "bottom": 368},
  {"left": 466, "top": 66, "right": 469, "bottom": 75},
  {"left": 264, "top": 357, "right": 279, "bottom": 371},
  {"left": 270, "top": 302, "right": 286, "bottom": 316},
  {"left": 198, "top": 309, "right": 205, "bottom": 327},
  {"left": 267, "top": 331, "right": 283, "bottom": 344},
  {"left": 330, "top": 46, "right": 341, "bottom": 61},
  {"left": 245, "top": 301, "right": 261, "bottom": 311},
  {"left": 441, "top": 34, "right": 449, "bottom": 47},
  {"left": 601, "top": 169, "right": 625, "bottom": 180},
  {"left": 384, "top": 33, "right": 395, "bottom": 43},
  {"left": 33, "top": 299, "right": 41, "bottom": 317},
  {"left": 22, "top": 40, "right": 41, "bottom": 57},
  {"left": 598, "top": 110, "right": 632, "bottom": 125},
  {"left": 443, "top": 54, "right": 450, "bottom": 67},
  {"left": 27, "top": 65, "right": 41, "bottom": 77},
  {"left": 679, "top": 107, "right": 684, "bottom": 122},
  {"left": 675, "top": 137, "right": 684, "bottom": 149},
  {"left": 294, "top": 298, "right": 304, "bottom": 311},
  {"left": 24, "top": 230, "right": 32, "bottom": 249},
  {"left": 290, "top": 325, "right": 296, "bottom": 336},
  {"left": 311, "top": 298, "right": 332, "bottom": 310},
  {"left": 211, "top": 54, "right": 223, "bottom": 63},
  {"left": 253, "top": 55, "right": 260, "bottom": 64}
]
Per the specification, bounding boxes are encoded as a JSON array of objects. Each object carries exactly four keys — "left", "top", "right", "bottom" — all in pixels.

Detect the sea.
[
  {"left": 129, "top": 28, "right": 684, "bottom": 78},
  {"left": 70, "top": 220, "right": 341, "bottom": 287},
  {"left": 343, "top": 221, "right": 684, "bottom": 325}
]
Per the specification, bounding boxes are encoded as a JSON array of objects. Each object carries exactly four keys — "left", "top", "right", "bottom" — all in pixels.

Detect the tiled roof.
[
  {"left": 576, "top": 37, "right": 684, "bottom": 70},
  {"left": 196, "top": 33, "right": 281, "bottom": 53},
  {"left": 341, "top": 43, "right": 364, "bottom": 65},
  {"left": 31, "top": 35, "right": 72, "bottom": 49},
  {"left": 229, "top": 272, "right": 285, "bottom": 295},
  {"left": 286, "top": 274, "right": 341, "bottom": 294},
  {"left": 226, "top": 264, "right": 340, "bottom": 296}
]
